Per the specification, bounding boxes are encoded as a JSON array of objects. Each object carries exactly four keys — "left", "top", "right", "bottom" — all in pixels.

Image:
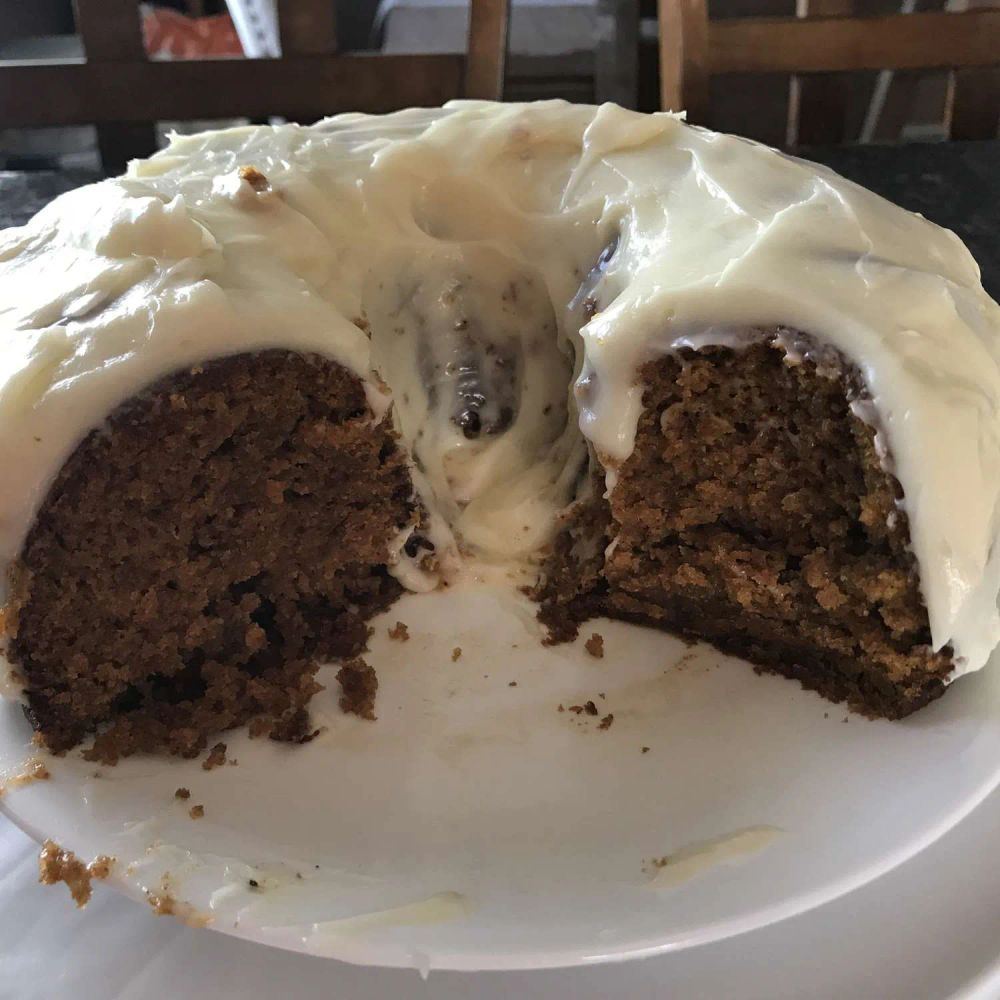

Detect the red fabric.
[{"left": 142, "top": 8, "right": 244, "bottom": 59}]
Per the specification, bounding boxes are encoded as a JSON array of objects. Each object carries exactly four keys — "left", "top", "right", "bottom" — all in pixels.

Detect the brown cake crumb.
[
  {"left": 568, "top": 705, "right": 584, "bottom": 714},
  {"left": 174, "top": 787, "right": 190, "bottom": 800},
  {"left": 147, "top": 891, "right": 176, "bottom": 917},
  {"left": 508, "top": 680, "right": 517, "bottom": 687},
  {"left": 585, "top": 633, "right": 605, "bottom": 658},
  {"left": 38, "top": 840, "right": 114, "bottom": 907},
  {"left": 202, "top": 742, "right": 227, "bottom": 771},
  {"left": 584, "top": 700, "right": 599, "bottom": 716},
  {"left": 146, "top": 876, "right": 211, "bottom": 927},
  {"left": 189, "top": 804, "right": 205, "bottom": 819},
  {"left": 641, "top": 746, "right": 650, "bottom": 753},
  {"left": 88, "top": 855, "right": 114, "bottom": 880},
  {"left": 451, "top": 646, "right": 463, "bottom": 662},
  {"left": 557, "top": 704, "right": 565, "bottom": 712},
  {"left": 11, "top": 351, "right": 411, "bottom": 760},
  {"left": 598, "top": 713, "right": 614, "bottom": 730},
  {"left": 337, "top": 658, "right": 378, "bottom": 720},
  {"left": 388, "top": 621, "right": 410, "bottom": 642}
]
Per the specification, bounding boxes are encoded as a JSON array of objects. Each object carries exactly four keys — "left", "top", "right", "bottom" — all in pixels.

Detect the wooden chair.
[
  {"left": 657, "top": 0, "right": 1000, "bottom": 145},
  {"left": 0, "top": 0, "right": 510, "bottom": 173}
]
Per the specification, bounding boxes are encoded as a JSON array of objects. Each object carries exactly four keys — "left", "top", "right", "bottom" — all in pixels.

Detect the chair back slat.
[
  {"left": 464, "top": 0, "right": 511, "bottom": 100},
  {"left": 277, "top": 0, "right": 338, "bottom": 57},
  {"left": 0, "top": 55, "right": 468, "bottom": 127},
  {"left": 709, "top": 11, "right": 1000, "bottom": 75},
  {"left": 5, "top": 0, "right": 510, "bottom": 173},
  {"left": 661, "top": 1, "right": 1000, "bottom": 144}
]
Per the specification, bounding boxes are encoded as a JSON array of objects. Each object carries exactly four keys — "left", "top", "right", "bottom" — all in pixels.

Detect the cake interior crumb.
[
  {"left": 451, "top": 646, "right": 462, "bottom": 662},
  {"left": 174, "top": 787, "right": 190, "bottom": 800},
  {"left": 584, "top": 633, "right": 605, "bottom": 658},
  {"left": 189, "top": 804, "right": 205, "bottom": 819}
]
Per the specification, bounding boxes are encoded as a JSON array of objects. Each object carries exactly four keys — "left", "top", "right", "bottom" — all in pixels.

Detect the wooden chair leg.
[
  {"left": 951, "top": 67, "right": 1000, "bottom": 140},
  {"left": 464, "top": 0, "right": 511, "bottom": 100},
  {"left": 75, "top": 0, "right": 156, "bottom": 173},
  {"left": 97, "top": 123, "right": 158, "bottom": 175},
  {"left": 790, "top": 0, "right": 857, "bottom": 147},
  {"left": 596, "top": 0, "right": 640, "bottom": 109},
  {"left": 657, "top": 0, "right": 709, "bottom": 121}
]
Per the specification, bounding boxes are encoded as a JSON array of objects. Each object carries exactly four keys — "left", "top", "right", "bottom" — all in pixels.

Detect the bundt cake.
[{"left": 2, "top": 101, "right": 999, "bottom": 760}]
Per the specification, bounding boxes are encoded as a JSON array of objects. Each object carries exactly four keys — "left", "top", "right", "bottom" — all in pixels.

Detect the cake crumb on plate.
[
  {"left": 146, "top": 875, "right": 211, "bottom": 927},
  {"left": 388, "top": 621, "right": 410, "bottom": 641},
  {"left": 202, "top": 742, "right": 227, "bottom": 770},
  {"left": 585, "top": 633, "right": 604, "bottom": 658},
  {"left": 38, "top": 840, "right": 115, "bottom": 907},
  {"left": 337, "top": 658, "right": 378, "bottom": 720},
  {"left": 0, "top": 757, "right": 50, "bottom": 796}
]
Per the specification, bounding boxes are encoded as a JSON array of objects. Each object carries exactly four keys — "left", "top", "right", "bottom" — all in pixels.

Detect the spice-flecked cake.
[{"left": 2, "top": 101, "right": 999, "bottom": 759}]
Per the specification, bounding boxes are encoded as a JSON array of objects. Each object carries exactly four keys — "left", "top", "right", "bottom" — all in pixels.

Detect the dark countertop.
[{"left": 1, "top": 140, "right": 998, "bottom": 298}]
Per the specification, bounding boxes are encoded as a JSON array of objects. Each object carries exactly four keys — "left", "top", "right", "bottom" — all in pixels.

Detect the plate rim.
[{"left": 4, "top": 688, "right": 1000, "bottom": 972}]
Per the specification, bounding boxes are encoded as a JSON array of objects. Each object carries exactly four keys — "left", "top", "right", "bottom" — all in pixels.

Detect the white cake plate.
[{"left": 2, "top": 583, "right": 999, "bottom": 971}]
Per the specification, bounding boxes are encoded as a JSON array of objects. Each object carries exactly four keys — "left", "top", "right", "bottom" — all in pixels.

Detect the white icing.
[
  {"left": 1, "top": 100, "right": 999, "bottom": 681},
  {"left": 647, "top": 826, "right": 783, "bottom": 890}
]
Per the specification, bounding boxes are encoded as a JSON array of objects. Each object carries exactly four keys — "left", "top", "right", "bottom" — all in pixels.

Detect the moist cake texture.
[
  {"left": 538, "top": 337, "right": 952, "bottom": 717},
  {"left": 7, "top": 351, "right": 412, "bottom": 760},
  {"left": 2, "top": 100, "right": 1000, "bottom": 755}
]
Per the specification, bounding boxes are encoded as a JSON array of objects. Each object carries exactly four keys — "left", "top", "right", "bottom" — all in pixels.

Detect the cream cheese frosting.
[{"left": 1, "top": 100, "right": 999, "bottom": 680}]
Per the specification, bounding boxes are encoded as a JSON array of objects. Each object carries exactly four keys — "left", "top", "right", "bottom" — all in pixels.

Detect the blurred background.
[{"left": 0, "top": 0, "right": 997, "bottom": 173}]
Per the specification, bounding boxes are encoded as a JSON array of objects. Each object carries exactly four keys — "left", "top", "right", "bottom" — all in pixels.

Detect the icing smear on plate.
[{"left": 648, "top": 827, "right": 784, "bottom": 890}]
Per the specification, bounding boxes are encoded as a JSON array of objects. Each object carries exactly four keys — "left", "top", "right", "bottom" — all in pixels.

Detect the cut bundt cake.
[
  {"left": 536, "top": 335, "right": 953, "bottom": 718},
  {"left": 2, "top": 100, "right": 999, "bottom": 758}
]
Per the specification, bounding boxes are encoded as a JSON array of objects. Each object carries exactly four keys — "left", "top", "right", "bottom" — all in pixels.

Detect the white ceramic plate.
[{"left": 3, "top": 583, "right": 1000, "bottom": 971}]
